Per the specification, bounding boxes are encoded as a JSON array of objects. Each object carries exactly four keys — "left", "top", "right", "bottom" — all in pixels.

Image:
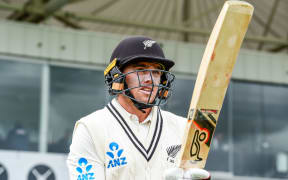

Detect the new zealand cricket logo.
[
  {"left": 166, "top": 145, "right": 181, "bottom": 163},
  {"left": 189, "top": 109, "right": 218, "bottom": 161}
]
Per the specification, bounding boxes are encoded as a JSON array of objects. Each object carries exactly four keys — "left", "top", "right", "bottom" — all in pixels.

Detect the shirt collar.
[{"left": 112, "top": 98, "right": 153, "bottom": 124}]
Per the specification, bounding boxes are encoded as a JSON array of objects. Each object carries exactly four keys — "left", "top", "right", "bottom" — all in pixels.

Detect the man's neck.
[{"left": 117, "top": 95, "right": 152, "bottom": 123}]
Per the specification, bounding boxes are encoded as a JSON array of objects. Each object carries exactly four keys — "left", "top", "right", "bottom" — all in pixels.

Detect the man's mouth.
[{"left": 139, "top": 86, "right": 153, "bottom": 94}]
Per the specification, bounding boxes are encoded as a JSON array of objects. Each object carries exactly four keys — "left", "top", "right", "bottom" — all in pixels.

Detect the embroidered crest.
[
  {"left": 106, "top": 142, "right": 128, "bottom": 168},
  {"left": 166, "top": 145, "right": 181, "bottom": 163},
  {"left": 143, "top": 40, "right": 156, "bottom": 49}
]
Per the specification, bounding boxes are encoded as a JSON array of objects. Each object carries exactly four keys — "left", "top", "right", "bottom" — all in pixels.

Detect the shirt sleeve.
[{"left": 67, "top": 123, "right": 105, "bottom": 180}]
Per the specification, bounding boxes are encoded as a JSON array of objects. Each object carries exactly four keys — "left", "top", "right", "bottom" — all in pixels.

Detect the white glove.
[{"left": 163, "top": 167, "right": 210, "bottom": 180}]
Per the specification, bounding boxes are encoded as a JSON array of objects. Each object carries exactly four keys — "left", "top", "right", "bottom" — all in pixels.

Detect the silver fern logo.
[
  {"left": 143, "top": 40, "right": 156, "bottom": 49},
  {"left": 166, "top": 145, "right": 181, "bottom": 163}
]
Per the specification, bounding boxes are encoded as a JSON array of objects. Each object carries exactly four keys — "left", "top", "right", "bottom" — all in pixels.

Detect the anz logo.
[
  {"left": 76, "top": 157, "right": 95, "bottom": 180},
  {"left": 106, "top": 142, "right": 128, "bottom": 168}
]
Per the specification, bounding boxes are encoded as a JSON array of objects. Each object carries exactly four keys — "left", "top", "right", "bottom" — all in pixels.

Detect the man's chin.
[
  {"left": 135, "top": 97, "right": 156, "bottom": 104},
  {"left": 131, "top": 91, "right": 157, "bottom": 104}
]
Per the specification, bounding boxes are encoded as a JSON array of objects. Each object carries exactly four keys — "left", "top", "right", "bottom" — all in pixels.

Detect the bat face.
[
  {"left": 185, "top": 109, "right": 218, "bottom": 166},
  {"left": 178, "top": 1, "right": 254, "bottom": 169}
]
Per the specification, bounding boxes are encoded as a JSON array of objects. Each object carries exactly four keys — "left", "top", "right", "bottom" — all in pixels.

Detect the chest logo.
[
  {"left": 166, "top": 145, "right": 181, "bottom": 163},
  {"left": 76, "top": 157, "right": 95, "bottom": 180},
  {"left": 106, "top": 142, "right": 128, "bottom": 168}
]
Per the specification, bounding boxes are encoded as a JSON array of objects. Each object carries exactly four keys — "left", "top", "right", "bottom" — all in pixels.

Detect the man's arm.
[{"left": 67, "top": 123, "right": 105, "bottom": 179}]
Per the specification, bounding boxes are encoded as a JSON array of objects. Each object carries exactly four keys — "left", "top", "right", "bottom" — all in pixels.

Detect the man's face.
[{"left": 122, "top": 61, "right": 163, "bottom": 104}]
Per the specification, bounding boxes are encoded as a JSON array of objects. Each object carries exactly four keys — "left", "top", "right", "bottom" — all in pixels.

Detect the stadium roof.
[{"left": 0, "top": 0, "right": 287, "bottom": 53}]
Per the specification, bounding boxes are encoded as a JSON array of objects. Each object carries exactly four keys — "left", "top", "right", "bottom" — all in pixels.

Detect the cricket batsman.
[{"left": 67, "top": 36, "right": 211, "bottom": 180}]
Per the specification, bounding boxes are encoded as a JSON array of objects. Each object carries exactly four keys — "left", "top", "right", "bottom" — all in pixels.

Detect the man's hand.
[{"left": 163, "top": 167, "right": 210, "bottom": 180}]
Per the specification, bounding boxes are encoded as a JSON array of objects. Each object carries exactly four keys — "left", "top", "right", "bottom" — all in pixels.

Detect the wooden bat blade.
[{"left": 179, "top": 1, "right": 253, "bottom": 169}]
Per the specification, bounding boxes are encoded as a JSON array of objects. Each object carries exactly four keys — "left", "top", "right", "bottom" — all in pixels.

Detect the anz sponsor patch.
[
  {"left": 106, "top": 142, "right": 128, "bottom": 169},
  {"left": 76, "top": 157, "right": 95, "bottom": 180}
]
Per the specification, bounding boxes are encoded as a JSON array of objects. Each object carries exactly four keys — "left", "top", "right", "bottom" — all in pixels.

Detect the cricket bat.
[{"left": 178, "top": 0, "right": 253, "bottom": 169}]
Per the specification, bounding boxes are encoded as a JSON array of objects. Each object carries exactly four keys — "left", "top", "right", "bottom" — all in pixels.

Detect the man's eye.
[{"left": 152, "top": 70, "right": 161, "bottom": 76}]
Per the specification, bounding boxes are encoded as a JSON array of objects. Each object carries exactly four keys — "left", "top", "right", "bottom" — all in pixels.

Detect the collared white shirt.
[
  {"left": 112, "top": 98, "right": 152, "bottom": 144},
  {"left": 67, "top": 98, "right": 186, "bottom": 180}
]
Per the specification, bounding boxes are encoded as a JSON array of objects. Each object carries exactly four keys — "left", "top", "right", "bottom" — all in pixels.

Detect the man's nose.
[{"left": 141, "top": 71, "right": 153, "bottom": 83}]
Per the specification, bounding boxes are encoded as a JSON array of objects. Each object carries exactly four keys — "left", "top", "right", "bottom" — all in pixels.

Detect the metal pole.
[
  {"left": 39, "top": 63, "right": 50, "bottom": 153},
  {"left": 258, "top": 0, "right": 280, "bottom": 50},
  {"left": 228, "top": 81, "right": 234, "bottom": 174}
]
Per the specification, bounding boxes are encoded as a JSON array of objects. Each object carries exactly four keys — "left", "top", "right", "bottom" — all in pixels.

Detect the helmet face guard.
[
  {"left": 104, "top": 63, "right": 175, "bottom": 109},
  {"left": 104, "top": 36, "right": 176, "bottom": 110}
]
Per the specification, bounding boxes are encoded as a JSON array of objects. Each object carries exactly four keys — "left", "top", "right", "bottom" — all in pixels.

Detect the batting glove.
[{"left": 163, "top": 167, "right": 210, "bottom": 180}]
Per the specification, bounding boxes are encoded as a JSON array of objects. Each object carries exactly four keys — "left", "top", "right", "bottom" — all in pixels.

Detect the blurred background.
[{"left": 0, "top": 0, "right": 287, "bottom": 179}]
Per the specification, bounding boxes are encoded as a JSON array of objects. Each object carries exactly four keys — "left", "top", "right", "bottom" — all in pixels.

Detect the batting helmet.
[{"left": 104, "top": 36, "right": 175, "bottom": 110}]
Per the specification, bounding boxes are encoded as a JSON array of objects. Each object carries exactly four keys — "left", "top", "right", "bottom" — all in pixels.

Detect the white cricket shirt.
[{"left": 67, "top": 98, "right": 186, "bottom": 180}]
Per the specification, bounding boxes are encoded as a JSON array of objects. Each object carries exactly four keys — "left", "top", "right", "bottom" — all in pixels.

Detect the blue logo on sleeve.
[
  {"left": 76, "top": 157, "right": 95, "bottom": 180},
  {"left": 106, "top": 142, "right": 128, "bottom": 168}
]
